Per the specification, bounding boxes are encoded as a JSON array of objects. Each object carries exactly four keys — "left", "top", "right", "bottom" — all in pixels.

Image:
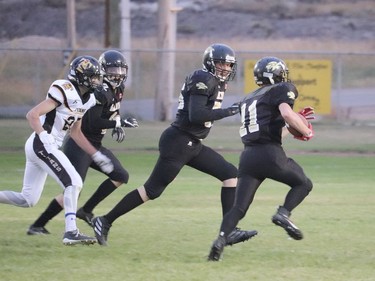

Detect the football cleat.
[
  {"left": 27, "top": 225, "right": 50, "bottom": 235},
  {"left": 76, "top": 207, "right": 94, "bottom": 226},
  {"left": 226, "top": 227, "right": 258, "bottom": 246},
  {"left": 208, "top": 236, "right": 226, "bottom": 261},
  {"left": 92, "top": 216, "right": 111, "bottom": 246},
  {"left": 272, "top": 206, "right": 303, "bottom": 240},
  {"left": 62, "top": 229, "right": 97, "bottom": 245}
]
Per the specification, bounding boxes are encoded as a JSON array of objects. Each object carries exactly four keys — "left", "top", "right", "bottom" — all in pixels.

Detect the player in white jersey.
[{"left": 0, "top": 56, "right": 114, "bottom": 245}]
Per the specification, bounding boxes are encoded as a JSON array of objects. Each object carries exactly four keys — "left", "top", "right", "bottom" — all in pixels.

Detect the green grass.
[{"left": 0, "top": 119, "right": 374, "bottom": 281}]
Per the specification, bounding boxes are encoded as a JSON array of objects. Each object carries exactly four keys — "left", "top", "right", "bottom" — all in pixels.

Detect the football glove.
[
  {"left": 121, "top": 117, "right": 139, "bottom": 128},
  {"left": 298, "top": 106, "right": 315, "bottom": 120},
  {"left": 226, "top": 102, "right": 241, "bottom": 116},
  {"left": 92, "top": 151, "right": 114, "bottom": 174},
  {"left": 294, "top": 123, "right": 314, "bottom": 141},
  {"left": 39, "top": 131, "right": 56, "bottom": 146},
  {"left": 112, "top": 127, "right": 126, "bottom": 143}
]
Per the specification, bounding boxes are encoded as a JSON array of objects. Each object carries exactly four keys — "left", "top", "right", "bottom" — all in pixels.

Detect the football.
[{"left": 286, "top": 113, "right": 309, "bottom": 137}]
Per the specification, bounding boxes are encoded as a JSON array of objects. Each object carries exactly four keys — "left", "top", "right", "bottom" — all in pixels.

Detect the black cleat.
[
  {"left": 27, "top": 225, "right": 50, "bottom": 235},
  {"left": 226, "top": 227, "right": 258, "bottom": 246},
  {"left": 208, "top": 236, "right": 226, "bottom": 261},
  {"left": 92, "top": 216, "right": 111, "bottom": 246},
  {"left": 272, "top": 206, "right": 303, "bottom": 240},
  {"left": 76, "top": 207, "right": 94, "bottom": 226},
  {"left": 62, "top": 229, "right": 97, "bottom": 245}
]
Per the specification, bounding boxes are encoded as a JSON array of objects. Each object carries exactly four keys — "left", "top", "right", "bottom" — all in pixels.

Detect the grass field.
[{"left": 0, "top": 119, "right": 374, "bottom": 281}]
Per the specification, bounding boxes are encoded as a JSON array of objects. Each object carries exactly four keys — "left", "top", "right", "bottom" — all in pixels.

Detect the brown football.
[{"left": 287, "top": 113, "right": 309, "bottom": 137}]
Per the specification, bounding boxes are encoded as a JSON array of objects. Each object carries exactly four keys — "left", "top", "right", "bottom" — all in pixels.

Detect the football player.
[
  {"left": 27, "top": 50, "right": 138, "bottom": 235},
  {"left": 208, "top": 56, "right": 315, "bottom": 261},
  {"left": 92, "top": 43, "right": 257, "bottom": 246},
  {"left": 0, "top": 56, "right": 114, "bottom": 245}
]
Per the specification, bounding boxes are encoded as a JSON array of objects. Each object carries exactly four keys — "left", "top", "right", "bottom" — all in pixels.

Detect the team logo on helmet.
[
  {"left": 76, "top": 58, "right": 95, "bottom": 74},
  {"left": 266, "top": 61, "right": 284, "bottom": 72}
]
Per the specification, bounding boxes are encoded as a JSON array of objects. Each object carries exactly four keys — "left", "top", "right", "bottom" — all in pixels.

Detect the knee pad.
[
  {"left": 110, "top": 169, "right": 129, "bottom": 184},
  {"left": 144, "top": 184, "right": 164, "bottom": 200},
  {"left": 221, "top": 163, "right": 238, "bottom": 181},
  {"left": 305, "top": 178, "right": 313, "bottom": 192}
]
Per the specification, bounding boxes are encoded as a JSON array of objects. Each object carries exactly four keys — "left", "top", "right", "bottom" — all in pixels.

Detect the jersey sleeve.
[
  {"left": 47, "top": 80, "right": 76, "bottom": 106},
  {"left": 188, "top": 71, "right": 232, "bottom": 123},
  {"left": 270, "top": 82, "right": 299, "bottom": 108}
]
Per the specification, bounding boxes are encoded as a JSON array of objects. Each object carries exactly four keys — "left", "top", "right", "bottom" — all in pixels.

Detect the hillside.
[{"left": 1, "top": 0, "right": 375, "bottom": 51}]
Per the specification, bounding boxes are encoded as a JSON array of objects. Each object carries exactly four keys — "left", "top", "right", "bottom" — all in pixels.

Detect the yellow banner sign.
[{"left": 244, "top": 60, "right": 332, "bottom": 114}]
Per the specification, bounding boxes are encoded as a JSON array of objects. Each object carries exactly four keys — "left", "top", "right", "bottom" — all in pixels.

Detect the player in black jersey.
[
  {"left": 27, "top": 50, "right": 138, "bottom": 235},
  {"left": 208, "top": 56, "right": 315, "bottom": 261},
  {"left": 92, "top": 43, "right": 257, "bottom": 247}
]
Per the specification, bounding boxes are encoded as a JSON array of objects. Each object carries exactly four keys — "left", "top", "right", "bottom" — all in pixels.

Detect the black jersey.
[
  {"left": 171, "top": 69, "right": 232, "bottom": 139},
  {"left": 81, "top": 82, "right": 124, "bottom": 146},
  {"left": 239, "top": 82, "right": 298, "bottom": 146}
]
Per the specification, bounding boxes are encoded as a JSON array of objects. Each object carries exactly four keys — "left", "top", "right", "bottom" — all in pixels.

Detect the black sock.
[
  {"left": 221, "top": 186, "right": 236, "bottom": 217},
  {"left": 82, "top": 178, "right": 117, "bottom": 213},
  {"left": 105, "top": 189, "right": 144, "bottom": 224},
  {"left": 32, "top": 198, "right": 63, "bottom": 227}
]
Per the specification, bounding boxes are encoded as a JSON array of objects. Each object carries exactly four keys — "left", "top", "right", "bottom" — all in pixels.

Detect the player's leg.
[
  {"left": 0, "top": 135, "right": 48, "bottom": 207},
  {"left": 27, "top": 194, "right": 63, "bottom": 235},
  {"left": 187, "top": 145, "right": 238, "bottom": 216},
  {"left": 208, "top": 175, "right": 262, "bottom": 261},
  {"left": 189, "top": 145, "right": 258, "bottom": 247},
  {"left": 267, "top": 145, "right": 312, "bottom": 240},
  {"left": 78, "top": 146, "right": 129, "bottom": 225},
  {"left": 93, "top": 126, "right": 192, "bottom": 245},
  {"left": 28, "top": 137, "right": 90, "bottom": 234}
]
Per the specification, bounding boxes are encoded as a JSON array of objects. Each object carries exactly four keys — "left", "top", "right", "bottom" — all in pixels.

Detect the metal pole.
[
  {"left": 120, "top": 0, "right": 132, "bottom": 87},
  {"left": 66, "top": 0, "right": 76, "bottom": 50}
]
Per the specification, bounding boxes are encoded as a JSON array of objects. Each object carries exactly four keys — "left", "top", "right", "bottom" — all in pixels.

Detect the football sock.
[
  {"left": 104, "top": 189, "right": 144, "bottom": 224},
  {"left": 81, "top": 178, "right": 117, "bottom": 213},
  {"left": 32, "top": 198, "right": 63, "bottom": 227},
  {"left": 221, "top": 186, "right": 236, "bottom": 217},
  {"left": 64, "top": 185, "right": 79, "bottom": 232}
]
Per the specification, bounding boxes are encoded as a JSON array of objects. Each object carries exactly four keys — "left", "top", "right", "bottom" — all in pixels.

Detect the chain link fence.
[{"left": 0, "top": 47, "right": 374, "bottom": 124}]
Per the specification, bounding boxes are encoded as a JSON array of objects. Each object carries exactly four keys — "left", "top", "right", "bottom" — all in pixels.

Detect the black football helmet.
[
  {"left": 202, "top": 43, "right": 237, "bottom": 81},
  {"left": 68, "top": 56, "right": 102, "bottom": 89},
  {"left": 253, "top": 56, "right": 290, "bottom": 86},
  {"left": 99, "top": 50, "right": 128, "bottom": 88}
]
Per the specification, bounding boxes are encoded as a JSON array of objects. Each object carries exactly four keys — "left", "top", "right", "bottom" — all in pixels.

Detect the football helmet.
[
  {"left": 68, "top": 56, "right": 102, "bottom": 89},
  {"left": 202, "top": 43, "right": 237, "bottom": 81},
  {"left": 253, "top": 56, "right": 290, "bottom": 86},
  {"left": 99, "top": 50, "right": 128, "bottom": 88}
]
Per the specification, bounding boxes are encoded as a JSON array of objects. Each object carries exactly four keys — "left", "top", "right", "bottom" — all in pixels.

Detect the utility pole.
[
  {"left": 66, "top": 0, "right": 76, "bottom": 50},
  {"left": 61, "top": 0, "right": 76, "bottom": 77},
  {"left": 119, "top": 0, "right": 132, "bottom": 87},
  {"left": 155, "top": 0, "right": 181, "bottom": 121}
]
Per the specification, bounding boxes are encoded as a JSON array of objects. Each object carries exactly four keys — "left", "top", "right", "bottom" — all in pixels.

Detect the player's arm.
[
  {"left": 279, "top": 103, "right": 312, "bottom": 137},
  {"left": 70, "top": 120, "right": 98, "bottom": 155},
  {"left": 86, "top": 104, "right": 117, "bottom": 129},
  {"left": 189, "top": 94, "right": 239, "bottom": 123},
  {"left": 70, "top": 119, "right": 114, "bottom": 173},
  {"left": 26, "top": 98, "right": 58, "bottom": 134}
]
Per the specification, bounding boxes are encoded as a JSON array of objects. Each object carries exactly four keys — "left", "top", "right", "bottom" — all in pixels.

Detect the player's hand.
[
  {"left": 121, "top": 117, "right": 139, "bottom": 128},
  {"left": 112, "top": 127, "right": 126, "bottom": 143},
  {"left": 227, "top": 102, "right": 241, "bottom": 116},
  {"left": 92, "top": 151, "right": 114, "bottom": 174},
  {"left": 39, "top": 131, "right": 56, "bottom": 146},
  {"left": 298, "top": 106, "right": 315, "bottom": 120},
  {"left": 294, "top": 123, "right": 314, "bottom": 141}
]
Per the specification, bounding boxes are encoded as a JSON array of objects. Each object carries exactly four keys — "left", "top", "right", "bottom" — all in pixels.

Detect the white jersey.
[{"left": 40, "top": 79, "right": 97, "bottom": 147}]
